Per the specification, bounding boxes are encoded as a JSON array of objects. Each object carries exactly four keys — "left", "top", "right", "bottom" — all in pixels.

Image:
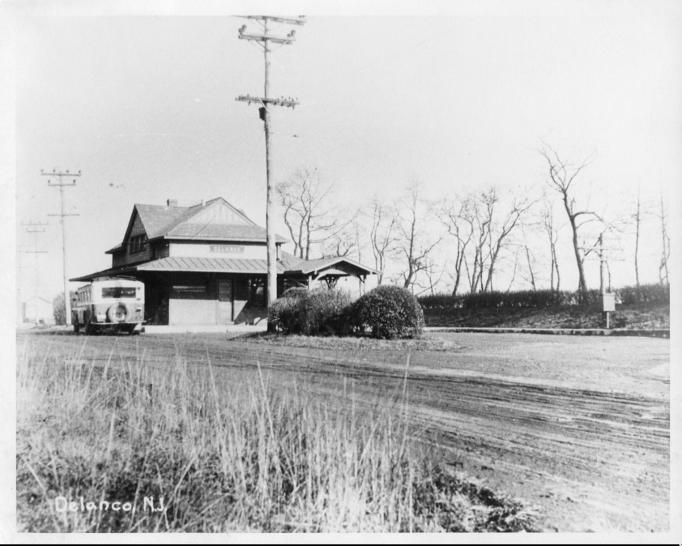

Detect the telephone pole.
[
  {"left": 580, "top": 232, "right": 623, "bottom": 329},
  {"left": 20, "top": 222, "right": 48, "bottom": 323},
  {"left": 236, "top": 15, "right": 306, "bottom": 328},
  {"left": 42, "top": 168, "right": 81, "bottom": 326},
  {"left": 21, "top": 221, "right": 49, "bottom": 292}
]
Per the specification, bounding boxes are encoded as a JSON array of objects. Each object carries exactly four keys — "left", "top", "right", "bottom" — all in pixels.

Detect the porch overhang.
[{"left": 71, "top": 257, "right": 286, "bottom": 282}]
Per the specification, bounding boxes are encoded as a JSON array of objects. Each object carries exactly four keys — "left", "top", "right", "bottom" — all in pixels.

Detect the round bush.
[
  {"left": 351, "top": 285, "right": 424, "bottom": 339},
  {"left": 269, "top": 288, "right": 352, "bottom": 335}
]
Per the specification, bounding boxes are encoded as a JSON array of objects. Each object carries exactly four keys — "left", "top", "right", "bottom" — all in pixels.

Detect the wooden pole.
[
  {"left": 236, "top": 16, "right": 305, "bottom": 330},
  {"left": 43, "top": 169, "right": 81, "bottom": 326},
  {"left": 263, "top": 18, "right": 278, "bottom": 315}
]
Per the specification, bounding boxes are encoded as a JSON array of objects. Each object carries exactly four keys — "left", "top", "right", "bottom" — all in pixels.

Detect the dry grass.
[
  {"left": 236, "top": 332, "right": 460, "bottom": 352},
  {"left": 16, "top": 337, "right": 539, "bottom": 532}
]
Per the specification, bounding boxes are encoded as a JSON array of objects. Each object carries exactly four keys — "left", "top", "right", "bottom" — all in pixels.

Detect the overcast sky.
[{"left": 11, "top": 1, "right": 682, "bottom": 300}]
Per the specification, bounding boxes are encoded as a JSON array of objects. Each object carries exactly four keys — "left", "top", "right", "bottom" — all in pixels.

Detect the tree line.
[{"left": 276, "top": 146, "right": 671, "bottom": 298}]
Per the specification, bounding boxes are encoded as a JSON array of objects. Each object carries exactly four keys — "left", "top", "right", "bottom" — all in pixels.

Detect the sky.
[{"left": 10, "top": 2, "right": 682, "bottom": 302}]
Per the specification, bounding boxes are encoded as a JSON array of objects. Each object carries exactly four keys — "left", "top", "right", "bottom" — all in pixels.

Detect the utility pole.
[
  {"left": 20, "top": 222, "right": 48, "bottom": 323},
  {"left": 580, "top": 232, "right": 623, "bottom": 329},
  {"left": 42, "top": 168, "right": 81, "bottom": 326},
  {"left": 236, "top": 15, "right": 305, "bottom": 329},
  {"left": 598, "top": 233, "right": 604, "bottom": 296},
  {"left": 22, "top": 221, "right": 49, "bottom": 292}
]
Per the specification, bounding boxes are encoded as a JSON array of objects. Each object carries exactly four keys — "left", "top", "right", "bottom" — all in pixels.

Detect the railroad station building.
[{"left": 71, "top": 197, "right": 375, "bottom": 326}]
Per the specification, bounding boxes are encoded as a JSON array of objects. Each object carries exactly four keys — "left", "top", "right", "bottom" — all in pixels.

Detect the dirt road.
[{"left": 19, "top": 331, "right": 669, "bottom": 532}]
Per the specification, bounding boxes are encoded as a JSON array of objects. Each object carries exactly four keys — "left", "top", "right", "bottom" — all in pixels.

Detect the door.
[{"left": 217, "top": 278, "right": 233, "bottom": 323}]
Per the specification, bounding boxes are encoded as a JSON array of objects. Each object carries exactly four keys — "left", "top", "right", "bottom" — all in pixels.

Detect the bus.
[{"left": 72, "top": 277, "right": 145, "bottom": 334}]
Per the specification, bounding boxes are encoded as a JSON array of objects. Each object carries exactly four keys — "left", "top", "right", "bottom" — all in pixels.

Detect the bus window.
[{"left": 101, "top": 287, "right": 137, "bottom": 299}]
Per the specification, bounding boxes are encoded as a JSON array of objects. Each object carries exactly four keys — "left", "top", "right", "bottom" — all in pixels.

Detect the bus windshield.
[{"left": 101, "top": 287, "right": 137, "bottom": 299}]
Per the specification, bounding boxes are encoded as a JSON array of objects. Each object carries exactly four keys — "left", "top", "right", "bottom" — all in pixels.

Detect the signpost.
[{"left": 602, "top": 292, "right": 615, "bottom": 329}]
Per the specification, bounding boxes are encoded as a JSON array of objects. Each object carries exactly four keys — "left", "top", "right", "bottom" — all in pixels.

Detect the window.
[
  {"left": 102, "top": 287, "right": 137, "bottom": 299},
  {"left": 128, "top": 234, "right": 148, "bottom": 254},
  {"left": 170, "top": 284, "right": 208, "bottom": 299}
]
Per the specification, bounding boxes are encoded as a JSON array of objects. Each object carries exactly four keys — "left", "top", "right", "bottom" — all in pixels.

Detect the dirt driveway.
[{"left": 19, "top": 331, "right": 669, "bottom": 532}]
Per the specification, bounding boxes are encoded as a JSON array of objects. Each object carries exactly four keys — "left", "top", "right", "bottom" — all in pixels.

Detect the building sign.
[
  {"left": 209, "top": 245, "right": 245, "bottom": 254},
  {"left": 602, "top": 292, "right": 616, "bottom": 312}
]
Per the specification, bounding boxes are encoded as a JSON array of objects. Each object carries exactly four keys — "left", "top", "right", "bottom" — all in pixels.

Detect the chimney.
[{"left": 166, "top": 199, "right": 178, "bottom": 208}]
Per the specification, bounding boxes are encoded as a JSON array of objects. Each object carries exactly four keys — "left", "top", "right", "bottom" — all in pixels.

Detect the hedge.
[
  {"left": 268, "top": 285, "right": 424, "bottom": 339},
  {"left": 617, "top": 284, "right": 670, "bottom": 305},
  {"left": 418, "top": 283, "right": 669, "bottom": 311},
  {"left": 268, "top": 287, "right": 351, "bottom": 336}
]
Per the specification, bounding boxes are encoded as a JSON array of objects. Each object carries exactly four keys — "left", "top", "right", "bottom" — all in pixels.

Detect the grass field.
[
  {"left": 16, "top": 332, "right": 538, "bottom": 533},
  {"left": 16, "top": 330, "right": 669, "bottom": 532}
]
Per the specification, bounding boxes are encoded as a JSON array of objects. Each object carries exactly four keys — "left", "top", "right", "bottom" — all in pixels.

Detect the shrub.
[
  {"left": 350, "top": 285, "right": 424, "bottom": 339},
  {"left": 617, "top": 283, "right": 669, "bottom": 305},
  {"left": 418, "top": 285, "right": 672, "bottom": 312},
  {"left": 282, "top": 286, "right": 310, "bottom": 299},
  {"left": 52, "top": 293, "right": 66, "bottom": 325},
  {"left": 268, "top": 294, "right": 301, "bottom": 334},
  {"left": 268, "top": 288, "right": 351, "bottom": 336}
]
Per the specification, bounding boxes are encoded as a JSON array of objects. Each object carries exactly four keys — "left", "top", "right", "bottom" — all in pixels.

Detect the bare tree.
[
  {"left": 463, "top": 190, "right": 496, "bottom": 292},
  {"left": 523, "top": 244, "right": 537, "bottom": 291},
  {"left": 368, "top": 198, "right": 396, "bottom": 284},
  {"left": 320, "top": 210, "right": 361, "bottom": 259},
  {"left": 413, "top": 256, "right": 446, "bottom": 296},
  {"left": 658, "top": 194, "right": 670, "bottom": 285},
  {"left": 395, "top": 184, "right": 440, "bottom": 290},
  {"left": 542, "top": 200, "right": 561, "bottom": 291},
  {"left": 481, "top": 190, "right": 531, "bottom": 292},
  {"left": 540, "top": 145, "right": 601, "bottom": 299},
  {"left": 505, "top": 247, "right": 521, "bottom": 293},
  {"left": 321, "top": 229, "right": 356, "bottom": 258},
  {"left": 463, "top": 188, "right": 530, "bottom": 293},
  {"left": 439, "top": 196, "right": 475, "bottom": 295},
  {"left": 632, "top": 189, "right": 642, "bottom": 287},
  {"left": 277, "top": 167, "right": 347, "bottom": 260}
]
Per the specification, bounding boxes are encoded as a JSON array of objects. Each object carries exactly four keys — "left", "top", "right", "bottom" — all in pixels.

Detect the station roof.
[
  {"left": 71, "top": 255, "right": 374, "bottom": 282},
  {"left": 106, "top": 197, "right": 287, "bottom": 253}
]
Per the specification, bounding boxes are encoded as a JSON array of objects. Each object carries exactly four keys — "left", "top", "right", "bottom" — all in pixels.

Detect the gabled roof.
[
  {"left": 106, "top": 197, "right": 286, "bottom": 253},
  {"left": 299, "top": 256, "right": 377, "bottom": 275},
  {"left": 278, "top": 251, "right": 376, "bottom": 276},
  {"left": 278, "top": 250, "right": 306, "bottom": 271},
  {"left": 166, "top": 223, "right": 287, "bottom": 243}
]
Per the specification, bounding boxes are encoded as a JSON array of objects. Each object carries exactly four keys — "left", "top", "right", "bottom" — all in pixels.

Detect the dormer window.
[{"left": 128, "top": 234, "right": 148, "bottom": 254}]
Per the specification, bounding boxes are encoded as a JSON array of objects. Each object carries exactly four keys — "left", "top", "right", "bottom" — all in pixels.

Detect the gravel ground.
[{"left": 17, "top": 330, "right": 670, "bottom": 532}]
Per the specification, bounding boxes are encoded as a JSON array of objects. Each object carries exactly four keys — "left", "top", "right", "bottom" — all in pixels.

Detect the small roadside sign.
[{"left": 602, "top": 292, "right": 616, "bottom": 312}]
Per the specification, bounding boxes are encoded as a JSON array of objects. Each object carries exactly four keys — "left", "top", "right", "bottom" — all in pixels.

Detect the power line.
[
  {"left": 235, "top": 15, "right": 306, "bottom": 327},
  {"left": 42, "top": 168, "right": 81, "bottom": 326}
]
